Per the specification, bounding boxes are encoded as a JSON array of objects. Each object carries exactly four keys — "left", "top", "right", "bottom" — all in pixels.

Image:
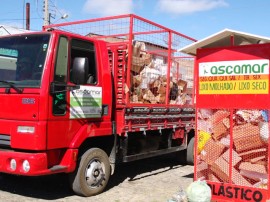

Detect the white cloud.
[
  {"left": 83, "top": 0, "right": 134, "bottom": 16},
  {"left": 156, "top": 0, "right": 228, "bottom": 15}
]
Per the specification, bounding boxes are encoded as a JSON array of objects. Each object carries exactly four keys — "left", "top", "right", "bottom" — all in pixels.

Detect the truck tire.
[
  {"left": 69, "top": 148, "right": 111, "bottom": 197},
  {"left": 186, "top": 137, "right": 194, "bottom": 165}
]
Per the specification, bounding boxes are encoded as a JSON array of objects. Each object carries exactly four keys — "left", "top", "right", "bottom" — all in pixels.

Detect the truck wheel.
[
  {"left": 186, "top": 137, "right": 194, "bottom": 165},
  {"left": 69, "top": 148, "right": 111, "bottom": 197}
]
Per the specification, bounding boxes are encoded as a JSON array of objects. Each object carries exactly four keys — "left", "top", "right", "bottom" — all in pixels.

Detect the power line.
[
  {"left": 49, "top": 0, "right": 65, "bottom": 17},
  {"left": 43, "top": 0, "right": 69, "bottom": 25},
  {"left": 0, "top": 17, "right": 40, "bottom": 21},
  {"left": 36, "top": 0, "right": 44, "bottom": 20}
]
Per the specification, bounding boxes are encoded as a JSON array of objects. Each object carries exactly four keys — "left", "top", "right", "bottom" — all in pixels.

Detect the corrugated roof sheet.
[
  {"left": 178, "top": 29, "right": 270, "bottom": 56},
  {"left": 0, "top": 25, "right": 30, "bottom": 36}
]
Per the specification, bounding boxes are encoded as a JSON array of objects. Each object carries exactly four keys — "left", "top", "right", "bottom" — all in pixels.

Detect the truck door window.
[
  {"left": 54, "top": 37, "right": 68, "bottom": 82},
  {"left": 70, "top": 39, "right": 97, "bottom": 84},
  {"left": 53, "top": 36, "right": 68, "bottom": 115}
]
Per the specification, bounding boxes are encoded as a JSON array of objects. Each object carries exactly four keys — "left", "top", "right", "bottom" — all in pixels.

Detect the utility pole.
[
  {"left": 26, "top": 3, "right": 30, "bottom": 30},
  {"left": 43, "top": 0, "right": 49, "bottom": 26}
]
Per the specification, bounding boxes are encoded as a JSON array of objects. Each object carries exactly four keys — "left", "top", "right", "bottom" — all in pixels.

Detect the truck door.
[
  {"left": 47, "top": 35, "right": 101, "bottom": 149},
  {"left": 68, "top": 39, "right": 102, "bottom": 119}
]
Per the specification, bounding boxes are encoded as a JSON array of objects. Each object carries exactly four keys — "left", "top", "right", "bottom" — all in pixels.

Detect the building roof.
[
  {"left": 0, "top": 25, "right": 30, "bottom": 36},
  {"left": 178, "top": 28, "right": 270, "bottom": 56}
]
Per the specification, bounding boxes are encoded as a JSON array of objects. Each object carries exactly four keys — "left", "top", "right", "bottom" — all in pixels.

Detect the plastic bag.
[
  {"left": 139, "top": 66, "right": 161, "bottom": 89},
  {"left": 186, "top": 180, "right": 211, "bottom": 202},
  {"left": 167, "top": 186, "right": 188, "bottom": 202}
]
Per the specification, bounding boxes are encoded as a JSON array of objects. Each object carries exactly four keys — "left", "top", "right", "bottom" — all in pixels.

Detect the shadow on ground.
[{"left": 0, "top": 155, "right": 193, "bottom": 200}]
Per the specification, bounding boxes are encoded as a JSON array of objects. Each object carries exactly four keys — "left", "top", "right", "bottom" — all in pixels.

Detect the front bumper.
[{"left": 0, "top": 149, "right": 78, "bottom": 176}]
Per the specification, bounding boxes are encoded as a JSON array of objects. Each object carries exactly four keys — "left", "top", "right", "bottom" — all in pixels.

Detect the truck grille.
[{"left": 0, "top": 134, "right": 11, "bottom": 148}]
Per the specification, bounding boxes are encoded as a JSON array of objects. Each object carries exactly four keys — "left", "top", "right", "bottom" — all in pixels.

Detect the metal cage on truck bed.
[{"left": 44, "top": 14, "right": 196, "bottom": 134}]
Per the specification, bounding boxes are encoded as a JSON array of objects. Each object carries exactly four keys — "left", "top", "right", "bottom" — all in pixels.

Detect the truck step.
[{"left": 49, "top": 165, "right": 67, "bottom": 172}]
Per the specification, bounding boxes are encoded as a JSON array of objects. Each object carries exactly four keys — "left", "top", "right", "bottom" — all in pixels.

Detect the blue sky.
[{"left": 0, "top": 0, "right": 269, "bottom": 40}]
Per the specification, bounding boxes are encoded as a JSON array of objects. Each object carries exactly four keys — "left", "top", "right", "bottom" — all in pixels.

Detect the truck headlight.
[
  {"left": 22, "top": 160, "right": 30, "bottom": 172},
  {"left": 10, "top": 159, "right": 17, "bottom": 171},
  {"left": 17, "top": 126, "right": 35, "bottom": 134}
]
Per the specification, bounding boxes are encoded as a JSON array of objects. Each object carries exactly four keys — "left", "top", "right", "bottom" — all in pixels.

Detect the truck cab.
[{"left": 0, "top": 30, "right": 113, "bottom": 174}]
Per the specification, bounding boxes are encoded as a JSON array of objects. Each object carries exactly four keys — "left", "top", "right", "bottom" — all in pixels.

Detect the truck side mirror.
[{"left": 71, "top": 57, "right": 89, "bottom": 85}]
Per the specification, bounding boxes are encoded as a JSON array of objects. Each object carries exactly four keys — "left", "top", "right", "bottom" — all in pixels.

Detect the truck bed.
[{"left": 107, "top": 42, "right": 195, "bottom": 135}]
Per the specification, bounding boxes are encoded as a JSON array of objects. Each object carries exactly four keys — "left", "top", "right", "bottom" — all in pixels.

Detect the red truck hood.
[{"left": 0, "top": 93, "right": 40, "bottom": 120}]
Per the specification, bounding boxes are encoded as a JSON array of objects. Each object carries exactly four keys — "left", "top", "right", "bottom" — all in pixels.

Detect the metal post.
[{"left": 26, "top": 3, "right": 30, "bottom": 30}]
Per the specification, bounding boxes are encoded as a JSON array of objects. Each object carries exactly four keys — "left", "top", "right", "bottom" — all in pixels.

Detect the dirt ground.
[{"left": 0, "top": 155, "right": 194, "bottom": 202}]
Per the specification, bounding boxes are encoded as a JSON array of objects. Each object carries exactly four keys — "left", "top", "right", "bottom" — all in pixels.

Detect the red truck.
[{"left": 0, "top": 14, "right": 196, "bottom": 196}]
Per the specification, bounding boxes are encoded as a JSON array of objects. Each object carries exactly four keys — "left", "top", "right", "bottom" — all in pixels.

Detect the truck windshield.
[{"left": 0, "top": 33, "right": 50, "bottom": 88}]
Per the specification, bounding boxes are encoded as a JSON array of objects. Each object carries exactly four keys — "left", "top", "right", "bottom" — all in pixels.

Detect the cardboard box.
[
  {"left": 197, "top": 161, "right": 209, "bottom": 180},
  {"left": 210, "top": 156, "right": 230, "bottom": 182},
  {"left": 132, "top": 56, "right": 144, "bottom": 73},
  {"left": 239, "top": 162, "right": 267, "bottom": 174},
  {"left": 208, "top": 172, "right": 220, "bottom": 182},
  {"left": 177, "top": 79, "right": 187, "bottom": 93},
  {"left": 209, "top": 110, "right": 230, "bottom": 125},
  {"left": 143, "top": 89, "right": 156, "bottom": 104},
  {"left": 222, "top": 149, "right": 242, "bottom": 166},
  {"left": 233, "top": 123, "right": 265, "bottom": 153},
  {"left": 130, "top": 94, "right": 139, "bottom": 103},
  {"left": 149, "top": 80, "right": 161, "bottom": 96},
  {"left": 132, "top": 74, "right": 142, "bottom": 87},
  {"left": 211, "top": 155, "right": 253, "bottom": 186},
  {"left": 158, "top": 84, "right": 167, "bottom": 95},
  {"left": 200, "top": 138, "right": 225, "bottom": 165},
  {"left": 143, "top": 53, "right": 152, "bottom": 65},
  {"left": 232, "top": 167, "right": 253, "bottom": 187},
  {"left": 132, "top": 41, "right": 145, "bottom": 57},
  {"left": 155, "top": 94, "right": 166, "bottom": 104},
  {"left": 212, "top": 121, "right": 228, "bottom": 140}
]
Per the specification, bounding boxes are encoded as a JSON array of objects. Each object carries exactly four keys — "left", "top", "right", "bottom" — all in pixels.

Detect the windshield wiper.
[{"left": 0, "top": 80, "right": 23, "bottom": 93}]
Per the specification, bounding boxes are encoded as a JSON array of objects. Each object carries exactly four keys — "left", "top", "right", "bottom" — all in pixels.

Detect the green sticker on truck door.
[{"left": 70, "top": 86, "right": 102, "bottom": 119}]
